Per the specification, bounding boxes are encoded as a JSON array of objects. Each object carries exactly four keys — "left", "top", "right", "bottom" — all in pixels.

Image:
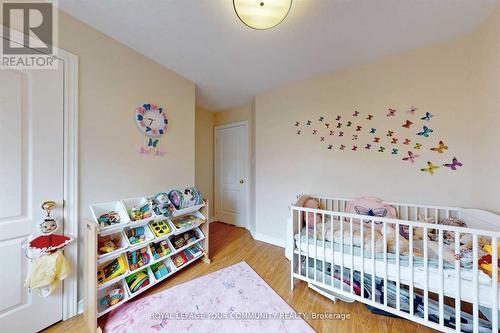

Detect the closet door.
[
  {"left": 0, "top": 64, "right": 65, "bottom": 332},
  {"left": 215, "top": 123, "right": 249, "bottom": 228}
]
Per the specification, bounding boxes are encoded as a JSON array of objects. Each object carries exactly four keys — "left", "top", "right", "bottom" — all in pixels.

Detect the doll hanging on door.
[{"left": 24, "top": 201, "right": 74, "bottom": 297}]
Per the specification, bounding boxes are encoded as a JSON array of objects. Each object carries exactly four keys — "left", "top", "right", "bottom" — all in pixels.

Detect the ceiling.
[{"left": 59, "top": 0, "right": 499, "bottom": 111}]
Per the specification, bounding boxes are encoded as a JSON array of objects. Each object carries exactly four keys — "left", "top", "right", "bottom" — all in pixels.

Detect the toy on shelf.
[
  {"left": 152, "top": 192, "right": 176, "bottom": 218},
  {"left": 99, "top": 287, "right": 124, "bottom": 308},
  {"left": 479, "top": 242, "right": 500, "bottom": 281},
  {"left": 126, "top": 226, "right": 146, "bottom": 245},
  {"left": 171, "top": 215, "right": 202, "bottom": 230},
  {"left": 150, "top": 240, "right": 171, "bottom": 260},
  {"left": 127, "top": 247, "right": 151, "bottom": 271},
  {"left": 169, "top": 187, "right": 203, "bottom": 210},
  {"left": 185, "top": 243, "right": 203, "bottom": 257},
  {"left": 98, "top": 233, "right": 121, "bottom": 255},
  {"left": 129, "top": 199, "right": 154, "bottom": 221},
  {"left": 97, "top": 255, "right": 127, "bottom": 285},
  {"left": 171, "top": 252, "right": 189, "bottom": 268},
  {"left": 151, "top": 262, "right": 170, "bottom": 279},
  {"left": 98, "top": 211, "right": 121, "bottom": 227},
  {"left": 149, "top": 220, "right": 171, "bottom": 237},
  {"left": 171, "top": 229, "right": 198, "bottom": 250},
  {"left": 125, "top": 270, "right": 150, "bottom": 293}
]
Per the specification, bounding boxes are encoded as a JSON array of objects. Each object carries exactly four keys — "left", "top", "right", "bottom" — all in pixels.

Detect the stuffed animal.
[{"left": 303, "top": 198, "right": 322, "bottom": 228}]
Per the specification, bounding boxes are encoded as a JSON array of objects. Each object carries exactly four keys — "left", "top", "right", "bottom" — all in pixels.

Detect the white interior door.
[
  {"left": 0, "top": 64, "right": 64, "bottom": 332},
  {"left": 215, "top": 123, "right": 248, "bottom": 228}
]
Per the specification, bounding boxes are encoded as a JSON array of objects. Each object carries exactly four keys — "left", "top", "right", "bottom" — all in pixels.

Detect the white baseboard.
[
  {"left": 252, "top": 232, "right": 285, "bottom": 248},
  {"left": 77, "top": 299, "right": 84, "bottom": 314}
]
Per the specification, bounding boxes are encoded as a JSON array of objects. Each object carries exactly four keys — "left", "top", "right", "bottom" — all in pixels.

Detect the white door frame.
[
  {"left": 1, "top": 26, "right": 79, "bottom": 320},
  {"left": 214, "top": 121, "right": 251, "bottom": 230}
]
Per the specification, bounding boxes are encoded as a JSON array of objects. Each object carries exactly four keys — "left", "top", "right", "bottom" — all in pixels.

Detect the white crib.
[{"left": 290, "top": 195, "right": 500, "bottom": 333}]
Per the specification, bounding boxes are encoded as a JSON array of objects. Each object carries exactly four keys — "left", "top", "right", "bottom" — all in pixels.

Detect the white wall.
[{"left": 254, "top": 6, "right": 500, "bottom": 243}]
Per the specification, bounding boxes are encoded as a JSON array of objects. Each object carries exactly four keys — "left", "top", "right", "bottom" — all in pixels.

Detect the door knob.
[
  {"left": 240, "top": 180, "right": 244, "bottom": 184},
  {"left": 41, "top": 201, "right": 57, "bottom": 217}
]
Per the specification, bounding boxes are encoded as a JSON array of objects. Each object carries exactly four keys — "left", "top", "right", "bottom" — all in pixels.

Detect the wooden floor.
[{"left": 43, "top": 222, "right": 436, "bottom": 333}]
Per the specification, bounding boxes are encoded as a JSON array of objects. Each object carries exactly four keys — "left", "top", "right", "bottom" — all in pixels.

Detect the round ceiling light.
[{"left": 233, "top": 0, "right": 292, "bottom": 30}]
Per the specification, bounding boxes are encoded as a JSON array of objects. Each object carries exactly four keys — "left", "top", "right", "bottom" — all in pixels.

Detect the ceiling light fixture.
[{"left": 233, "top": 0, "right": 292, "bottom": 30}]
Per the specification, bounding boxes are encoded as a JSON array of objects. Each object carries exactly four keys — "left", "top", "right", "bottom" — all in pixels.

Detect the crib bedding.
[{"left": 294, "top": 233, "right": 499, "bottom": 308}]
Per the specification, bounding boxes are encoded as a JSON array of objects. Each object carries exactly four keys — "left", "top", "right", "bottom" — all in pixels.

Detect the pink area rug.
[{"left": 102, "top": 261, "right": 313, "bottom": 333}]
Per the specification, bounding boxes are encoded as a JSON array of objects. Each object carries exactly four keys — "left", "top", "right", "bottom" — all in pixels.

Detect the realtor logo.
[{"left": 1, "top": 1, "right": 58, "bottom": 69}]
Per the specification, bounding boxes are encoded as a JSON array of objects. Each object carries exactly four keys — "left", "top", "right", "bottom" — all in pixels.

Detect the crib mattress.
[{"left": 294, "top": 234, "right": 499, "bottom": 308}]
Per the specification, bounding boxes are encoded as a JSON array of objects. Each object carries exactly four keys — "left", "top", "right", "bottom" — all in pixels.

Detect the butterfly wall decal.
[
  {"left": 391, "top": 138, "right": 398, "bottom": 144},
  {"left": 373, "top": 137, "right": 380, "bottom": 143},
  {"left": 402, "top": 120, "right": 413, "bottom": 128},
  {"left": 421, "top": 161, "right": 440, "bottom": 175},
  {"left": 356, "top": 125, "right": 362, "bottom": 131},
  {"left": 387, "top": 108, "right": 396, "bottom": 116},
  {"left": 306, "top": 120, "right": 312, "bottom": 125},
  {"left": 387, "top": 130, "right": 394, "bottom": 137},
  {"left": 365, "top": 144, "right": 372, "bottom": 149},
  {"left": 296, "top": 130, "right": 301, "bottom": 135},
  {"left": 403, "top": 138, "right": 411, "bottom": 145},
  {"left": 346, "top": 121, "right": 352, "bottom": 127},
  {"left": 339, "top": 132, "right": 344, "bottom": 137},
  {"left": 378, "top": 147, "right": 386, "bottom": 152},
  {"left": 337, "top": 123, "right": 342, "bottom": 128},
  {"left": 325, "top": 123, "right": 330, "bottom": 129},
  {"left": 407, "top": 106, "right": 417, "bottom": 114},
  {"left": 294, "top": 121, "right": 299, "bottom": 126},
  {"left": 320, "top": 137, "right": 325, "bottom": 141},
  {"left": 392, "top": 148, "right": 399, "bottom": 155},
  {"left": 353, "top": 111, "right": 360, "bottom": 117},
  {"left": 443, "top": 157, "right": 463, "bottom": 170},
  {"left": 329, "top": 130, "right": 334, "bottom": 136},
  {"left": 430, "top": 140, "right": 448, "bottom": 154},
  {"left": 370, "top": 128, "right": 376, "bottom": 134},
  {"left": 367, "top": 115, "right": 374, "bottom": 120},
  {"left": 340, "top": 145, "right": 346, "bottom": 150},
  {"left": 421, "top": 112, "right": 434, "bottom": 121},
  {"left": 312, "top": 129, "right": 317, "bottom": 135},
  {"left": 336, "top": 115, "right": 341, "bottom": 121},
  {"left": 147, "top": 138, "right": 159, "bottom": 148},
  {"left": 352, "top": 135, "right": 358, "bottom": 140},
  {"left": 352, "top": 145, "right": 358, "bottom": 151},
  {"left": 414, "top": 143, "right": 422, "bottom": 149},
  {"left": 402, "top": 151, "right": 419, "bottom": 163},
  {"left": 417, "top": 125, "right": 433, "bottom": 137},
  {"left": 319, "top": 116, "right": 324, "bottom": 122},
  {"left": 328, "top": 144, "right": 333, "bottom": 150}
]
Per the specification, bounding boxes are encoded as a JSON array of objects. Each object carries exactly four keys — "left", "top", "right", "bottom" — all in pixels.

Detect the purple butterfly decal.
[
  {"left": 365, "top": 144, "right": 372, "bottom": 149},
  {"left": 402, "top": 151, "right": 419, "bottom": 163},
  {"left": 336, "top": 115, "right": 342, "bottom": 121},
  {"left": 355, "top": 206, "right": 387, "bottom": 218},
  {"left": 443, "top": 157, "right": 463, "bottom": 170}
]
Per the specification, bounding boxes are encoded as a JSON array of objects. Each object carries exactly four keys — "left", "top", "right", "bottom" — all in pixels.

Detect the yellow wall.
[
  {"left": 57, "top": 11, "right": 195, "bottom": 299},
  {"left": 254, "top": 6, "right": 500, "bottom": 243},
  {"left": 195, "top": 107, "right": 215, "bottom": 215}
]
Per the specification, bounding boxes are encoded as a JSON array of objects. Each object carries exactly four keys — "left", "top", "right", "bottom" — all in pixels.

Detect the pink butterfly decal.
[
  {"left": 407, "top": 106, "right": 418, "bottom": 114},
  {"left": 353, "top": 111, "right": 360, "bottom": 117},
  {"left": 387, "top": 108, "right": 396, "bottom": 116},
  {"left": 402, "top": 151, "right": 420, "bottom": 163},
  {"left": 443, "top": 157, "right": 463, "bottom": 170},
  {"left": 352, "top": 145, "right": 358, "bottom": 151},
  {"left": 402, "top": 120, "right": 413, "bottom": 128},
  {"left": 403, "top": 138, "right": 411, "bottom": 145}
]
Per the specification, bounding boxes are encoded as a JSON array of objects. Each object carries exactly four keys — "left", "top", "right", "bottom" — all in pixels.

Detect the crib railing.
[{"left": 290, "top": 200, "right": 500, "bottom": 333}]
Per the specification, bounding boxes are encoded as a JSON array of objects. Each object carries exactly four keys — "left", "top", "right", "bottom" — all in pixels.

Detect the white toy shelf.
[{"left": 84, "top": 196, "right": 210, "bottom": 333}]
